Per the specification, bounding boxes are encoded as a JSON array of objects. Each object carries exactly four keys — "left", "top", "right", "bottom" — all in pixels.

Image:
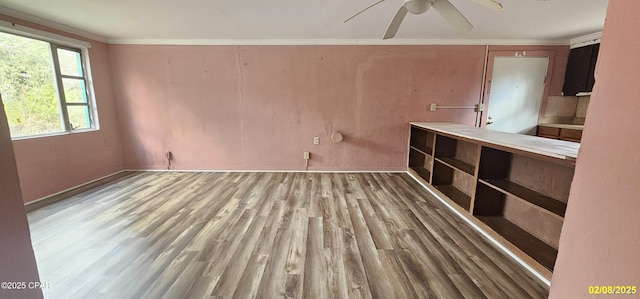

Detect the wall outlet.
[
  {"left": 303, "top": 151, "right": 310, "bottom": 160},
  {"left": 313, "top": 137, "right": 319, "bottom": 145},
  {"left": 430, "top": 103, "right": 437, "bottom": 111}
]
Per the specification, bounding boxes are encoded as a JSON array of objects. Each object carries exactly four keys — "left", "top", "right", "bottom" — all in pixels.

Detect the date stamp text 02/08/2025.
[{"left": 589, "top": 286, "right": 637, "bottom": 295}]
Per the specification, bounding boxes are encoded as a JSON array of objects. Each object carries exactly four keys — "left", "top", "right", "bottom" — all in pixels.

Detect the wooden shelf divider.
[
  {"left": 410, "top": 145, "right": 433, "bottom": 156},
  {"left": 479, "top": 179, "right": 567, "bottom": 217},
  {"left": 435, "top": 157, "right": 475, "bottom": 175}
]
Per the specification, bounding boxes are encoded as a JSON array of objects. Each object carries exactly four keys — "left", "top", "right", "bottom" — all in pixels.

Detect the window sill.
[{"left": 10, "top": 128, "right": 99, "bottom": 141}]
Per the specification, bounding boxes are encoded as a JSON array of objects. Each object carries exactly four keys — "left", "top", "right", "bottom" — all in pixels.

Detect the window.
[{"left": 0, "top": 30, "right": 97, "bottom": 139}]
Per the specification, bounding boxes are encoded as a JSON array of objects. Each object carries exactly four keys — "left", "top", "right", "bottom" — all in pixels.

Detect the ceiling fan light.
[{"left": 404, "top": 0, "right": 432, "bottom": 14}]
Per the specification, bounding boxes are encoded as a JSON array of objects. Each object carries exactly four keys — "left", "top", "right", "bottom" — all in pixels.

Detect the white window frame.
[{"left": 0, "top": 20, "right": 99, "bottom": 140}]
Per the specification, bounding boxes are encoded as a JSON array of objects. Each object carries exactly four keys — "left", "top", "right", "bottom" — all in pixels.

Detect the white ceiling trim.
[
  {"left": 0, "top": 5, "right": 107, "bottom": 43},
  {"left": 107, "top": 38, "right": 569, "bottom": 46},
  {"left": 0, "top": 20, "right": 91, "bottom": 48},
  {"left": 569, "top": 31, "right": 602, "bottom": 49}
]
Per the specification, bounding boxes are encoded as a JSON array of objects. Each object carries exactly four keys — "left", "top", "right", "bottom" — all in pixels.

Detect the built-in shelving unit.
[{"left": 407, "top": 122, "right": 579, "bottom": 280}]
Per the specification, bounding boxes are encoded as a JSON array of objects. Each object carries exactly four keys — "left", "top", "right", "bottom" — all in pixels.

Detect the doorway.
[{"left": 481, "top": 51, "right": 554, "bottom": 135}]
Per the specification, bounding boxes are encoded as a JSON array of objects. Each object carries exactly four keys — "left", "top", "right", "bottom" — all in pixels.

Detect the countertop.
[
  {"left": 537, "top": 123, "right": 584, "bottom": 131},
  {"left": 411, "top": 122, "right": 580, "bottom": 161}
]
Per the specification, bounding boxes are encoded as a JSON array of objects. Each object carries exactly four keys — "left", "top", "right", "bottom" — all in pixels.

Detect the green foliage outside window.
[{"left": 0, "top": 31, "right": 94, "bottom": 138}]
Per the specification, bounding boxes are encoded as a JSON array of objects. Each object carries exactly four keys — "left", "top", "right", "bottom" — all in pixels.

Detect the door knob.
[{"left": 486, "top": 116, "right": 494, "bottom": 125}]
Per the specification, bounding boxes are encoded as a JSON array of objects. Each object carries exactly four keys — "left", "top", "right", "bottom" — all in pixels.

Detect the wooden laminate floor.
[{"left": 28, "top": 172, "right": 550, "bottom": 298}]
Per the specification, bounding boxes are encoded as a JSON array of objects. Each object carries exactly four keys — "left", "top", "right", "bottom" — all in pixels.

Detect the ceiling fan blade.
[
  {"left": 432, "top": 0, "right": 473, "bottom": 34},
  {"left": 383, "top": 6, "right": 408, "bottom": 39},
  {"left": 344, "top": 0, "right": 387, "bottom": 23},
  {"left": 472, "top": 0, "right": 504, "bottom": 12}
]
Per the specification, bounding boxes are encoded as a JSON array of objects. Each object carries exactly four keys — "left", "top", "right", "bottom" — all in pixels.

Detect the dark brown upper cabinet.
[{"left": 562, "top": 43, "right": 600, "bottom": 96}]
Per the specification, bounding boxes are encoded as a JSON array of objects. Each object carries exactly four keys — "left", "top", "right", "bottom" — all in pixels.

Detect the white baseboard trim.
[
  {"left": 24, "top": 169, "right": 126, "bottom": 207},
  {"left": 406, "top": 171, "right": 551, "bottom": 286}
]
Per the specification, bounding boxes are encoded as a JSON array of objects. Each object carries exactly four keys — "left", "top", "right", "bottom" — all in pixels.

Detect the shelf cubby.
[
  {"left": 508, "top": 154, "right": 574, "bottom": 205},
  {"left": 409, "top": 126, "right": 436, "bottom": 183},
  {"left": 434, "top": 135, "right": 478, "bottom": 175},
  {"left": 472, "top": 182, "right": 506, "bottom": 216},
  {"left": 412, "top": 167, "right": 431, "bottom": 182},
  {"left": 501, "top": 193, "right": 563, "bottom": 250},
  {"left": 477, "top": 216, "right": 558, "bottom": 271},
  {"left": 478, "top": 147, "right": 512, "bottom": 179},
  {"left": 434, "top": 185, "right": 472, "bottom": 211},
  {"left": 480, "top": 179, "right": 567, "bottom": 217},
  {"left": 409, "top": 148, "right": 431, "bottom": 182},
  {"left": 410, "top": 126, "right": 434, "bottom": 156},
  {"left": 432, "top": 160, "right": 473, "bottom": 211},
  {"left": 478, "top": 147, "right": 572, "bottom": 218},
  {"left": 473, "top": 181, "right": 564, "bottom": 266}
]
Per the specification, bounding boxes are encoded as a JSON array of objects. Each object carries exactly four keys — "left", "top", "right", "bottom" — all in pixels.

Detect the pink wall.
[
  {"left": 0, "top": 101, "right": 42, "bottom": 299},
  {"left": 110, "top": 44, "right": 569, "bottom": 171},
  {"left": 0, "top": 15, "right": 125, "bottom": 203},
  {"left": 109, "top": 45, "right": 488, "bottom": 171},
  {"left": 550, "top": 1, "right": 640, "bottom": 297}
]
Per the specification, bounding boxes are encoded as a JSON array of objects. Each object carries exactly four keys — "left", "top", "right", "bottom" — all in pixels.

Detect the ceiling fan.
[{"left": 345, "top": 0, "right": 504, "bottom": 39}]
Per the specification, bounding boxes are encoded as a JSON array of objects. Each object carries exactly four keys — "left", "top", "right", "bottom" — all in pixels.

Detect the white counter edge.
[{"left": 410, "top": 122, "right": 580, "bottom": 161}]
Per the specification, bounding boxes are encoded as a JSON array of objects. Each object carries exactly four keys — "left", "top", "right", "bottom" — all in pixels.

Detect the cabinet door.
[{"left": 562, "top": 46, "right": 593, "bottom": 96}]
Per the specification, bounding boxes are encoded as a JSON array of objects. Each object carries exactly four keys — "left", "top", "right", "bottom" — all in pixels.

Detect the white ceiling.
[{"left": 0, "top": 0, "right": 608, "bottom": 44}]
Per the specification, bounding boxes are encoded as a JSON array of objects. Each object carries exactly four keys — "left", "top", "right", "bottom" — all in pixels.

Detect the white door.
[{"left": 485, "top": 57, "right": 548, "bottom": 135}]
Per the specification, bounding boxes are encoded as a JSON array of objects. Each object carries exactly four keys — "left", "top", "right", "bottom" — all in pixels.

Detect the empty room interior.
[{"left": 1, "top": 0, "right": 639, "bottom": 298}]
